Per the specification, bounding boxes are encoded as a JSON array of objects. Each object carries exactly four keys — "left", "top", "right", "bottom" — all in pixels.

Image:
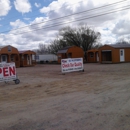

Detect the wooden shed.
[
  {"left": 57, "top": 46, "right": 84, "bottom": 63},
  {"left": 19, "top": 50, "right": 36, "bottom": 67},
  {"left": 0, "top": 45, "right": 20, "bottom": 67},
  {"left": 98, "top": 44, "right": 130, "bottom": 63},
  {"left": 87, "top": 49, "right": 99, "bottom": 63}
]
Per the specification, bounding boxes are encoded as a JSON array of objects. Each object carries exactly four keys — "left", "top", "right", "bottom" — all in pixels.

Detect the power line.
[
  {"left": 7, "top": 5, "right": 130, "bottom": 35},
  {"left": 0, "top": 0, "right": 86, "bottom": 25},
  {"left": 0, "top": 0, "right": 129, "bottom": 34}
]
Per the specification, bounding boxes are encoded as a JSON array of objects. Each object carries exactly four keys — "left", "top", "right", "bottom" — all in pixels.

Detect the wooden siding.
[
  {"left": 99, "top": 45, "right": 130, "bottom": 63},
  {"left": 0, "top": 45, "right": 20, "bottom": 67},
  {"left": 58, "top": 46, "right": 84, "bottom": 63}
]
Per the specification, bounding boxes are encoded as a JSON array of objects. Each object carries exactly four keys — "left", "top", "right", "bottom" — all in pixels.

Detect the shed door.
[
  {"left": 1, "top": 55, "right": 7, "bottom": 63},
  {"left": 27, "top": 55, "right": 30, "bottom": 65},
  {"left": 120, "top": 49, "right": 125, "bottom": 62},
  {"left": 96, "top": 53, "right": 99, "bottom": 62}
]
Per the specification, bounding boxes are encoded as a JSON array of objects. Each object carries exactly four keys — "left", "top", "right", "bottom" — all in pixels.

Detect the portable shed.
[
  {"left": 87, "top": 49, "right": 99, "bottom": 63},
  {"left": 98, "top": 44, "right": 130, "bottom": 63},
  {"left": 19, "top": 50, "right": 36, "bottom": 67},
  {"left": 57, "top": 46, "right": 84, "bottom": 63},
  {"left": 0, "top": 45, "right": 20, "bottom": 67}
]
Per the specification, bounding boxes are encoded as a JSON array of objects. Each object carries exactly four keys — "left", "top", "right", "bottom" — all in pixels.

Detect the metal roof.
[
  {"left": 109, "top": 44, "right": 130, "bottom": 48},
  {"left": 57, "top": 46, "right": 74, "bottom": 54},
  {"left": 19, "top": 50, "right": 30, "bottom": 53},
  {"left": 19, "top": 50, "right": 36, "bottom": 54},
  {"left": 87, "top": 49, "right": 98, "bottom": 52}
]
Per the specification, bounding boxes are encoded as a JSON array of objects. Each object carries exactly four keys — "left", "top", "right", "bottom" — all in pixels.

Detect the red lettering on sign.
[
  {"left": 75, "top": 62, "right": 82, "bottom": 67},
  {"left": 0, "top": 68, "right": 2, "bottom": 74},
  {"left": 62, "top": 63, "right": 70, "bottom": 68},
  {"left": 3, "top": 67, "right": 9, "bottom": 77},
  {"left": 9, "top": 66, "right": 15, "bottom": 76}
]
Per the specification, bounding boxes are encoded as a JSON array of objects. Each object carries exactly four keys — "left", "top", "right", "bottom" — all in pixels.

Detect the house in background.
[
  {"left": 0, "top": 45, "right": 20, "bottom": 67},
  {"left": 57, "top": 46, "right": 84, "bottom": 63},
  {"left": 19, "top": 50, "right": 36, "bottom": 67},
  {"left": 87, "top": 49, "right": 99, "bottom": 63},
  {"left": 98, "top": 44, "right": 130, "bottom": 63}
]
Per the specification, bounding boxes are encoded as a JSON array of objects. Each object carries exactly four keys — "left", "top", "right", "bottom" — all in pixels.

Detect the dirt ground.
[{"left": 0, "top": 63, "right": 130, "bottom": 130}]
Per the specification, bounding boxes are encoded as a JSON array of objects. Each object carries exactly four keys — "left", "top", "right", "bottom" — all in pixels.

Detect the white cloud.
[
  {"left": 14, "top": 0, "right": 31, "bottom": 14},
  {"left": 0, "top": 0, "right": 11, "bottom": 16},
  {"left": 10, "top": 19, "right": 27, "bottom": 29},
  {"left": 1, "top": 0, "right": 130, "bottom": 50},
  {"left": 35, "top": 3, "right": 41, "bottom": 8}
]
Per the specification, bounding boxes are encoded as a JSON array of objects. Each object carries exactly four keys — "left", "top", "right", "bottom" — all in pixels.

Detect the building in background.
[
  {"left": 98, "top": 44, "right": 130, "bottom": 63},
  {"left": 87, "top": 49, "right": 99, "bottom": 63},
  {"left": 0, "top": 45, "right": 20, "bottom": 67},
  {"left": 57, "top": 46, "right": 84, "bottom": 63},
  {"left": 19, "top": 50, "right": 36, "bottom": 67}
]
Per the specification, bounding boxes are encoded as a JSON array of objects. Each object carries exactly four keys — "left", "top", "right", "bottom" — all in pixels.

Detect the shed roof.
[
  {"left": 87, "top": 49, "right": 98, "bottom": 53},
  {"left": 0, "top": 45, "right": 7, "bottom": 49},
  {"left": 108, "top": 44, "right": 130, "bottom": 48},
  {"left": 19, "top": 50, "right": 36, "bottom": 54},
  {"left": 57, "top": 46, "right": 74, "bottom": 54}
]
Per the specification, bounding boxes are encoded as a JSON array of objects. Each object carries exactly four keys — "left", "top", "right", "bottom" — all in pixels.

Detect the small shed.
[
  {"left": 87, "top": 49, "right": 99, "bottom": 63},
  {"left": 57, "top": 46, "right": 84, "bottom": 63},
  {"left": 19, "top": 50, "right": 36, "bottom": 67},
  {"left": 98, "top": 44, "right": 130, "bottom": 63},
  {"left": 0, "top": 45, "right": 20, "bottom": 67}
]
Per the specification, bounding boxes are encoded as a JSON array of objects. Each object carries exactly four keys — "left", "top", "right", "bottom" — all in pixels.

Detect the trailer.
[{"left": 33, "top": 54, "right": 58, "bottom": 63}]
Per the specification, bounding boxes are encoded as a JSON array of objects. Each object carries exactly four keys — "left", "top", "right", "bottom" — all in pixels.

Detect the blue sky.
[{"left": 0, "top": 0, "right": 130, "bottom": 50}]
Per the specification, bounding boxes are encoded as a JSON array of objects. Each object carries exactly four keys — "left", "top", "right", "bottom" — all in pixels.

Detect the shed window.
[
  {"left": 8, "top": 46, "right": 12, "bottom": 52},
  {"left": 58, "top": 55, "right": 61, "bottom": 59},
  {"left": 90, "top": 52, "right": 94, "bottom": 57},
  {"left": 67, "top": 53, "right": 72, "bottom": 58},
  {"left": 120, "top": 50, "right": 123, "bottom": 56},
  {"left": 11, "top": 55, "right": 14, "bottom": 61}
]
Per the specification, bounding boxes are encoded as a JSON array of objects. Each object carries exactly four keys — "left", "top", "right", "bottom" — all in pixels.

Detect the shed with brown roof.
[
  {"left": 98, "top": 44, "right": 130, "bottom": 63},
  {"left": 0, "top": 45, "right": 20, "bottom": 67},
  {"left": 87, "top": 49, "right": 99, "bottom": 63},
  {"left": 19, "top": 50, "right": 36, "bottom": 67},
  {"left": 57, "top": 46, "right": 84, "bottom": 63}
]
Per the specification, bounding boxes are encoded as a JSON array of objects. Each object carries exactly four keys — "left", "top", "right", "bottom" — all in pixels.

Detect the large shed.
[
  {"left": 19, "top": 50, "right": 36, "bottom": 67},
  {"left": 98, "top": 44, "right": 130, "bottom": 63},
  {"left": 0, "top": 45, "right": 20, "bottom": 67},
  {"left": 87, "top": 49, "right": 99, "bottom": 63},
  {"left": 57, "top": 46, "right": 84, "bottom": 63}
]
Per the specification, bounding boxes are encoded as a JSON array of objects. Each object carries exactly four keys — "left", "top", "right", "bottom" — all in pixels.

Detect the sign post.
[{"left": 61, "top": 58, "right": 84, "bottom": 74}]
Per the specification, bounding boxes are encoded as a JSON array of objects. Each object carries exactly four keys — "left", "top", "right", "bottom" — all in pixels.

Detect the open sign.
[{"left": 0, "top": 63, "right": 17, "bottom": 82}]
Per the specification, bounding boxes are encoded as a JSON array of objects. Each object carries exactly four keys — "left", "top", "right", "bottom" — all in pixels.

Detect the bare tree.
[
  {"left": 48, "top": 24, "right": 101, "bottom": 60},
  {"left": 37, "top": 43, "right": 49, "bottom": 54},
  {"left": 59, "top": 25, "right": 101, "bottom": 60}
]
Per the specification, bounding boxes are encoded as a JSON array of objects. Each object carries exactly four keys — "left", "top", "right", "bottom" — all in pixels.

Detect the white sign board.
[
  {"left": 61, "top": 58, "right": 84, "bottom": 73},
  {"left": 0, "top": 62, "right": 16, "bottom": 82}
]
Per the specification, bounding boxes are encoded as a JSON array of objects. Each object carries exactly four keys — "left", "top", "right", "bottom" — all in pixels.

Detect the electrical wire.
[
  {"left": 7, "top": 5, "right": 130, "bottom": 35},
  {"left": 0, "top": 0, "right": 129, "bottom": 34}
]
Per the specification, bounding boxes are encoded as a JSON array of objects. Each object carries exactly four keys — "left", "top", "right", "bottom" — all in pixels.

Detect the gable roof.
[
  {"left": 108, "top": 44, "right": 130, "bottom": 48},
  {"left": 57, "top": 46, "right": 75, "bottom": 53},
  {"left": 19, "top": 50, "right": 36, "bottom": 54},
  {"left": 87, "top": 49, "right": 98, "bottom": 52},
  {"left": 0, "top": 45, "right": 7, "bottom": 49}
]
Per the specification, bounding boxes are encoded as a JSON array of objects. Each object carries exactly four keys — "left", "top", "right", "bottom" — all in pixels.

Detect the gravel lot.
[{"left": 0, "top": 63, "right": 130, "bottom": 130}]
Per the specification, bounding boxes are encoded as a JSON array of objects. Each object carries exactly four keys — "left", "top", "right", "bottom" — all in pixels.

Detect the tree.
[
  {"left": 36, "top": 43, "right": 49, "bottom": 54},
  {"left": 48, "top": 38, "right": 71, "bottom": 54},
  {"left": 58, "top": 25, "right": 101, "bottom": 60},
  {"left": 48, "top": 24, "right": 101, "bottom": 60}
]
